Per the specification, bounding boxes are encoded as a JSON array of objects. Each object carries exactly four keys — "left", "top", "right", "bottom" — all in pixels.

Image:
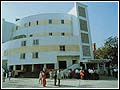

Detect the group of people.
[
  {"left": 38, "top": 69, "right": 62, "bottom": 87},
  {"left": 2, "top": 70, "right": 12, "bottom": 82},
  {"left": 80, "top": 68, "right": 99, "bottom": 80}
]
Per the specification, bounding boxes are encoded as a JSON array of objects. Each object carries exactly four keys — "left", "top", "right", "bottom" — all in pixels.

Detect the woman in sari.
[{"left": 42, "top": 71, "right": 46, "bottom": 87}]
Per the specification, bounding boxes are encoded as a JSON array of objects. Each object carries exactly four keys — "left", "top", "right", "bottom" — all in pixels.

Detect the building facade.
[{"left": 2, "top": 2, "right": 94, "bottom": 76}]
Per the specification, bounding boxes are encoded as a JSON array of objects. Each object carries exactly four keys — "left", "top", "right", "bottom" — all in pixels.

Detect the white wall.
[{"left": 2, "top": 19, "right": 16, "bottom": 43}]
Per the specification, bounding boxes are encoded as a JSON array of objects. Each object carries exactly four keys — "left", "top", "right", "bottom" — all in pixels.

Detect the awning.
[{"left": 81, "top": 59, "right": 111, "bottom": 63}]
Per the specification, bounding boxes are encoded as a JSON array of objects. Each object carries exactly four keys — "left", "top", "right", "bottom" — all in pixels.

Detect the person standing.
[
  {"left": 57, "top": 70, "right": 61, "bottom": 86},
  {"left": 80, "top": 69, "right": 84, "bottom": 80},
  {"left": 54, "top": 71, "right": 57, "bottom": 86},
  {"left": 42, "top": 71, "right": 46, "bottom": 87},
  {"left": 3, "top": 71, "right": 6, "bottom": 82},
  {"left": 8, "top": 71, "right": 12, "bottom": 81},
  {"left": 39, "top": 71, "right": 42, "bottom": 84}
]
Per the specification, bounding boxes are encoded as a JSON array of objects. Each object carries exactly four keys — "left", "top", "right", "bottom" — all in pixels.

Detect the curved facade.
[{"left": 2, "top": 2, "right": 94, "bottom": 76}]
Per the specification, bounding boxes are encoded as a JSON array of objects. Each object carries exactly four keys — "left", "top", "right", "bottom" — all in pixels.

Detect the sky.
[{"left": 1, "top": 1, "right": 118, "bottom": 48}]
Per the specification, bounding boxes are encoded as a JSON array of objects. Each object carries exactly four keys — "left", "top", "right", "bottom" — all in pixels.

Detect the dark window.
[
  {"left": 16, "top": 26, "right": 18, "bottom": 30},
  {"left": 36, "top": 21, "right": 38, "bottom": 25},
  {"left": 13, "top": 35, "right": 26, "bottom": 40},
  {"left": 46, "top": 64, "right": 54, "bottom": 69},
  {"left": 61, "top": 20, "right": 64, "bottom": 24},
  {"left": 61, "top": 33, "right": 65, "bottom": 36},
  {"left": 78, "top": 6, "right": 86, "bottom": 17},
  {"left": 72, "top": 60, "right": 77, "bottom": 64},
  {"left": 30, "top": 34, "right": 33, "bottom": 37},
  {"left": 16, "top": 65, "right": 21, "bottom": 70},
  {"left": 82, "top": 45, "right": 91, "bottom": 56},
  {"left": 81, "top": 33, "right": 89, "bottom": 43},
  {"left": 60, "top": 45, "right": 65, "bottom": 51},
  {"left": 59, "top": 61, "right": 66, "bottom": 69},
  {"left": 49, "top": 19, "right": 52, "bottom": 24},
  {"left": 33, "top": 39, "right": 39, "bottom": 45},
  {"left": 32, "top": 52, "right": 38, "bottom": 58},
  {"left": 29, "top": 22, "right": 31, "bottom": 26},
  {"left": 23, "top": 65, "right": 32, "bottom": 72},
  {"left": 80, "top": 19, "right": 88, "bottom": 31},
  {"left": 49, "top": 33, "right": 52, "bottom": 36},
  {"left": 21, "top": 41, "right": 26, "bottom": 46},
  {"left": 20, "top": 53, "right": 25, "bottom": 59}
]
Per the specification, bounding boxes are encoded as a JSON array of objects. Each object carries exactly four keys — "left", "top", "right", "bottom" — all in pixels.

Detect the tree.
[{"left": 94, "top": 36, "right": 118, "bottom": 65}]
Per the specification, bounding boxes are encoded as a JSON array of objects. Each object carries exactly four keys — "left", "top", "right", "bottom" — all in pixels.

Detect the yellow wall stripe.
[{"left": 6, "top": 45, "right": 80, "bottom": 55}]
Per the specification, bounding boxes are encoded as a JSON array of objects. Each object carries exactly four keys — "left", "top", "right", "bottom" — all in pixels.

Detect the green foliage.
[{"left": 94, "top": 36, "right": 118, "bottom": 64}]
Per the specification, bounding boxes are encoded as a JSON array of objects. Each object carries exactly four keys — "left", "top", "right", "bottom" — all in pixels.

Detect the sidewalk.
[{"left": 2, "top": 77, "right": 118, "bottom": 89}]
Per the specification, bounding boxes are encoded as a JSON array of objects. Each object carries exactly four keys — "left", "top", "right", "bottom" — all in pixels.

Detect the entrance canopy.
[{"left": 82, "top": 59, "right": 111, "bottom": 63}]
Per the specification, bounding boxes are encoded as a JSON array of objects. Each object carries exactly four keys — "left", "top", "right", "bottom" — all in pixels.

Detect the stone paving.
[{"left": 2, "top": 77, "right": 118, "bottom": 89}]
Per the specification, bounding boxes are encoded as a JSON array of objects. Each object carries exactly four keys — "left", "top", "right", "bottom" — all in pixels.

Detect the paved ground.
[{"left": 2, "top": 77, "right": 118, "bottom": 89}]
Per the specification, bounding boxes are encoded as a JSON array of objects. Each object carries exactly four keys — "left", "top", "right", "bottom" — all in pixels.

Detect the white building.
[{"left": 2, "top": 2, "right": 99, "bottom": 77}]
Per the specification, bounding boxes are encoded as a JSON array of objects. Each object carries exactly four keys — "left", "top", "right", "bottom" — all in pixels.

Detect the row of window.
[
  {"left": 20, "top": 45, "right": 91, "bottom": 59},
  {"left": 20, "top": 45, "right": 65, "bottom": 59},
  {"left": 13, "top": 32, "right": 66, "bottom": 40},
  {"left": 21, "top": 37, "right": 68, "bottom": 46},
  {"left": 16, "top": 19, "right": 66, "bottom": 30}
]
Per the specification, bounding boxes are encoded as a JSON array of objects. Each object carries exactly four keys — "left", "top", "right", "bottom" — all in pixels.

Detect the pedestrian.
[
  {"left": 39, "top": 71, "right": 42, "bottom": 84},
  {"left": 49, "top": 70, "right": 52, "bottom": 79},
  {"left": 8, "top": 71, "right": 12, "bottom": 80},
  {"left": 57, "top": 70, "right": 61, "bottom": 86},
  {"left": 54, "top": 70, "right": 57, "bottom": 86},
  {"left": 80, "top": 68, "right": 84, "bottom": 80},
  {"left": 41, "top": 70, "right": 46, "bottom": 87},
  {"left": 3, "top": 71, "right": 6, "bottom": 82}
]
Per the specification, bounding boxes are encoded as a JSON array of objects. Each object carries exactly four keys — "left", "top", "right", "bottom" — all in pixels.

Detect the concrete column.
[
  {"left": 21, "top": 65, "right": 23, "bottom": 71},
  {"left": 84, "top": 63, "right": 87, "bottom": 70},
  {"left": 54, "top": 63, "right": 58, "bottom": 69},
  {"left": 97, "top": 63, "right": 100, "bottom": 74},
  {"left": 103, "top": 63, "right": 106, "bottom": 71},
  {"left": 13, "top": 65, "right": 16, "bottom": 70},
  {"left": 32, "top": 64, "right": 34, "bottom": 72},
  {"left": 103, "top": 63, "right": 106, "bottom": 75},
  {"left": 43, "top": 64, "right": 46, "bottom": 71}
]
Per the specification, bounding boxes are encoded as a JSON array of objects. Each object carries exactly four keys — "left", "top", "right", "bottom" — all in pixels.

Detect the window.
[
  {"left": 30, "top": 34, "right": 33, "bottom": 37},
  {"left": 20, "top": 53, "right": 25, "bottom": 59},
  {"left": 61, "top": 32, "right": 65, "bottom": 36},
  {"left": 29, "top": 22, "right": 31, "bottom": 26},
  {"left": 32, "top": 52, "right": 38, "bottom": 58},
  {"left": 49, "top": 33, "right": 52, "bottom": 36},
  {"left": 21, "top": 41, "right": 26, "bottom": 46},
  {"left": 78, "top": 6, "right": 86, "bottom": 17},
  {"left": 60, "top": 45, "right": 65, "bottom": 51},
  {"left": 61, "top": 20, "right": 64, "bottom": 24},
  {"left": 80, "top": 19, "right": 88, "bottom": 31},
  {"left": 16, "top": 26, "right": 18, "bottom": 30},
  {"left": 49, "top": 19, "right": 52, "bottom": 24},
  {"left": 33, "top": 39, "right": 39, "bottom": 45},
  {"left": 16, "top": 65, "right": 21, "bottom": 70},
  {"left": 36, "top": 21, "right": 39, "bottom": 25},
  {"left": 81, "top": 33, "right": 89, "bottom": 43},
  {"left": 13, "top": 35, "right": 26, "bottom": 40},
  {"left": 82, "top": 45, "right": 91, "bottom": 56},
  {"left": 4, "top": 50, "right": 8, "bottom": 56}
]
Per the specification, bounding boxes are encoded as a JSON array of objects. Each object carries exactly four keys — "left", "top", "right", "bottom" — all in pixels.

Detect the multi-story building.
[{"left": 2, "top": 2, "right": 96, "bottom": 77}]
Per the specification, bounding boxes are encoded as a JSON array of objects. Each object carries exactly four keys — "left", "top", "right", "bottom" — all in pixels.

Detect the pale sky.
[{"left": 1, "top": 1, "right": 118, "bottom": 48}]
